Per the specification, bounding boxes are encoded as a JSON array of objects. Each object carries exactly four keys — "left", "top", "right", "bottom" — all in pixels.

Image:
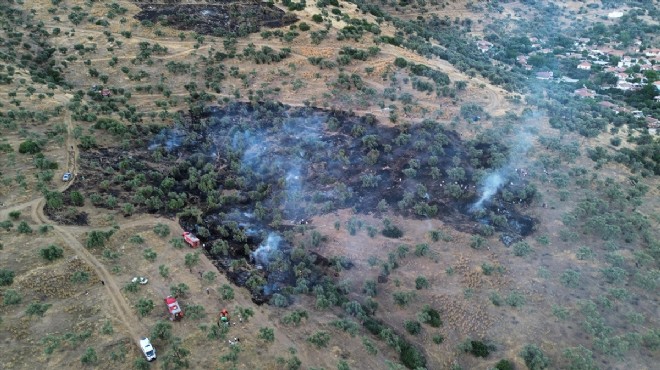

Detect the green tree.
[
  {"left": 170, "top": 283, "right": 190, "bottom": 298},
  {"left": 184, "top": 252, "right": 200, "bottom": 270},
  {"left": 136, "top": 298, "right": 154, "bottom": 317},
  {"left": 520, "top": 344, "right": 550, "bottom": 370},
  {"left": 81, "top": 347, "right": 98, "bottom": 365},
  {"left": 562, "top": 345, "right": 598, "bottom": 370},
  {"left": 26, "top": 302, "right": 52, "bottom": 316},
  {"left": 259, "top": 327, "right": 275, "bottom": 342},
  {"left": 143, "top": 248, "right": 157, "bottom": 262},
  {"left": 151, "top": 320, "right": 173, "bottom": 341},
  {"left": 39, "top": 245, "right": 64, "bottom": 261},
  {"left": 161, "top": 337, "right": 190, "bottom": 369},
  {"left": 153, "top": 223, "right": 170, "bottom": 238},
  {"left": 0, "top": 269, "right": 15, "bottom": 286},
  {"left": 17, "top": 221, "right": 32, "bottom": 234},
  {"left": 159, "top": 265, "right": 170, "bottom": 278},
  {"left": 3, "top": 289, "right": 22, "bottom": 305},
  {"left": 218, "top": 284, "right": 234, "bottom": 300}
]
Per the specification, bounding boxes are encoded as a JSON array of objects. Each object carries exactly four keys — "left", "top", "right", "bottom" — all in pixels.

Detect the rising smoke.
[{"left": 469, "top": 131, "right": 533, "bottom": 212}]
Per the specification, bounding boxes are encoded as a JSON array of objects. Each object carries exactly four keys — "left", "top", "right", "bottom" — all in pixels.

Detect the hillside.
[{"left": 0, "top": 1, "right": 658, "bottom": 370}]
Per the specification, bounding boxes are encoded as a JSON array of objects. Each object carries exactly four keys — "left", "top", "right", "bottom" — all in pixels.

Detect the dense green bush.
[
  {"left": 520, "top": 344, "right": 550, "bottom": 370},
  {"left": 18, "top": 140, "right": 41, "bottom": 154},
  {"left": 40, "top": 245, "right": 64, "bottom": 261},
  {"left": 0, "top": 269, "right": 15, "bottom": 286}
]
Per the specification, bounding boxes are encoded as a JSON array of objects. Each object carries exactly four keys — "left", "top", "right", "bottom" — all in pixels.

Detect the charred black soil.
[
  {"left": 133, "top": 1, "right": 297, "bottom": 36},
  {"left": 64, "top": 102, "right": 537, "bottom": 301}
]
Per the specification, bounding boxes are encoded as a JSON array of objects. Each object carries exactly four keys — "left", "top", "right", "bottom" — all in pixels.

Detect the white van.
[{"left": 140, "top": 337, "right": 156, "bottom": 361}]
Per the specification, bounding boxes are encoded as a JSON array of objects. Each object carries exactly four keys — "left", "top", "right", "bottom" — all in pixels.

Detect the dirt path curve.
[
  {"left": 31, "top": 198, "right": 144, "bottom": 343},
  {"left": 0, "top": 112, "right": 145, "bottom": 344}
]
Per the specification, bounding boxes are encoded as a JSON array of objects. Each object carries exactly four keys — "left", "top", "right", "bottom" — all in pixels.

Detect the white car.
[
  {"left": 140, "top": 337, "right": 156, "bottom": 361},
  {"left": 132, "top": 277, "right": 149, "bottom": 285},
  {"left": 62, "top": 172, "right": 72, "bottom": 182}
]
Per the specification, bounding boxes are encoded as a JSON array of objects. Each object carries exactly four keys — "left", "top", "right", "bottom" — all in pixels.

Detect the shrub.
[
  {"left": 170, "top": 237, "right": 185, "bottom": 249},
  {"left": 470, "top": 235, "right": 486, "bottom": 249},
  {"left": 506, "top": 291, "right": 526, "bottom": 307},
  {"left": 312, "top": 14, "right": 323, "bottom": 23},
  {"left": 143, "top": 248, "right": 157, "bottom": 262},
  {"left": 513, "top": 241, "right": 533, "bottom": 257},
  {"left": 418, "top": 305, "right": 442, "bottom": 327},
  {"left": 170, "top": 283, "right": 190, "bottom": 298},
  {"left": 153, "top": 223, "right": 170, "bottom": 237},
  {"left": 3, "top": 289, "right": 22, "bottom": 305},
  {"left": 186, "top": 304, "right": 206, "bottom": 320},
  {"left": 151, "top": 320, "right": 172, "bottom": 341},
  {"left": 8, "top": 211, "right": 20, "bottom": 220},
  {"left": 282, "top": 310, "right": 308, "bottom": 326},
  {"left": 86, "top": 230, "right": 113, "bottom": 249},
  {"left": 560, "top": 269, "right": 581, "bottom": 288},
  {"left": 270, "top": 293, "right": 289, "bottom": 307},
  {"left": 259, "top": 327, "right": 275, "bottom": 342},
  {"left": 26, "top": 302, "right": 52, "bottom": 316},
  {"left": 307, "top": 331, "right": 330, "bottom": 348},
  {"left": 184, "top": 252, "right": 200, "bottom": 269},
  {"left": 18, "top": 140, "right": 41, "bottom": 154},
  {"left": 71, "top": 271, "right": 90, "bottom": 284},
  {"left": 40, "top": 245, "right": 64, "bottom": 261},
  {"left": 101, "top": 321, "right": 113, "bottom": 335},
  {"left": 432, "top": 334, "right": 444, "bottom": 344},
  {"left": 520, "top": 344, "right": 550, "bottom": 370},
  {"left": 415, "top": 276, "right": 430, "bottom": 290},
  {"left": 404, "top": 320, "right": 421, "bottom": 335},
  {"left": 159, "top": 265, "right": 170, "bottom": 278},
  {"left": 399, "top": 341, "right": 426, "bottom": 369},
  {"left": 495, "top": 359, "right": 515, "bottom": 370},
  {"left": 462, "top": 339, "right": 494, "bottom": 358},
  {"left": 80, "top": 347, "right": 98, "bottom": 365},
  {"left": 124, "top": 281, "right": 139, "bottom": 293},
  {"left": 0, "top": 269, "right": 15, "bottom": 286},
  {"left": 136, "top": 298, "right": 154, "bottom": 317},
  {"left": 218, "top": 284, "right": 234, "bottom": 300},
  {"left": 393, "top": 291, "right": 415, "bottom": 307},
  {"left": 562, "top": 345, "right": 598, "bottom": 370},
  {"left": 17, "top": 221, "right": 32, "bottom": 234}
]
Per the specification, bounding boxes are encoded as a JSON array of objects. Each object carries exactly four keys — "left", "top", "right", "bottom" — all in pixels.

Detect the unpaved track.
[
  {"left": 0, "top": 114, "right": 145, "bottom": 344},
  {"left": 31, "top": 198, "right": 143, "bottom": 343}
]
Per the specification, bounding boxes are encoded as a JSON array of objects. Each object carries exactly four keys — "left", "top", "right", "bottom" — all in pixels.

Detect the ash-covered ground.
[
  {"left": 68, "top": 102, "right": 537, "bottom": 302},
  {"left": 133, "top": 1, "right": 297, "bottom": 36}
]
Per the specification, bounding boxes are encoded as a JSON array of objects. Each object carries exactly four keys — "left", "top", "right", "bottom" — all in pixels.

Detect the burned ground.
[
  {"left": 133, "top": 1, "right": 298, "bottom": 36},
  {"left": 60, "top": 101, "right": 537, "bottom": 303}
]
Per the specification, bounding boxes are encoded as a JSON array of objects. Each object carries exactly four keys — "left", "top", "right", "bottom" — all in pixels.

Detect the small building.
[
  {"left": 535, "top": 71, "right": 553, "bottom": 80},
  {"left": 577, "top": 61, "right": 592, "bottom": 70},
  {"left": 476, "top": 40, "right": 493, "bottom": 53},
  {"left": 101, "top": 89, "right": 111, "bottom": 97},
  {"left": 574, "top": 87, "right": 596, "bottom": 98},
  {"left": 653, "top": 81, "right": 660, "bottom": 91}
]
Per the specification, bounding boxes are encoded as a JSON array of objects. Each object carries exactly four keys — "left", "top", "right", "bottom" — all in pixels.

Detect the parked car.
[
  {"left": 62, "top": 172, "right": 72, "bottom": 182},
  {"left": 139, "top": 337, "right": 156, "bottom": 361},
  {"left": 132, "top": 277, "right": 149, "bottom": 285}
]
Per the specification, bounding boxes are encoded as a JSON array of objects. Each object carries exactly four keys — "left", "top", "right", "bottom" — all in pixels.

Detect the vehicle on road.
[
  {"left": 140, "top": 337, "right": 156, "bottom": 361},
  {"left": 62, "top": 172, "right": 72, "bottom": 182}
]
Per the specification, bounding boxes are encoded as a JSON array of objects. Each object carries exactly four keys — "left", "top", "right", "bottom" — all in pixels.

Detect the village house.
[
  {"left": 574, "top": 87, "right": 596, "bottom": 98},
  {"left": 577, "top": 61, "right": 592, "bottom": 70},
  {"left": 476, "top": 40, "right": 493, "bottom": 53},
  {"left": 535, "top": 71, "right": 553, "bottom": 80},
  {"left": 644, "top": 48, "right": 660, "bottom": 58}
]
